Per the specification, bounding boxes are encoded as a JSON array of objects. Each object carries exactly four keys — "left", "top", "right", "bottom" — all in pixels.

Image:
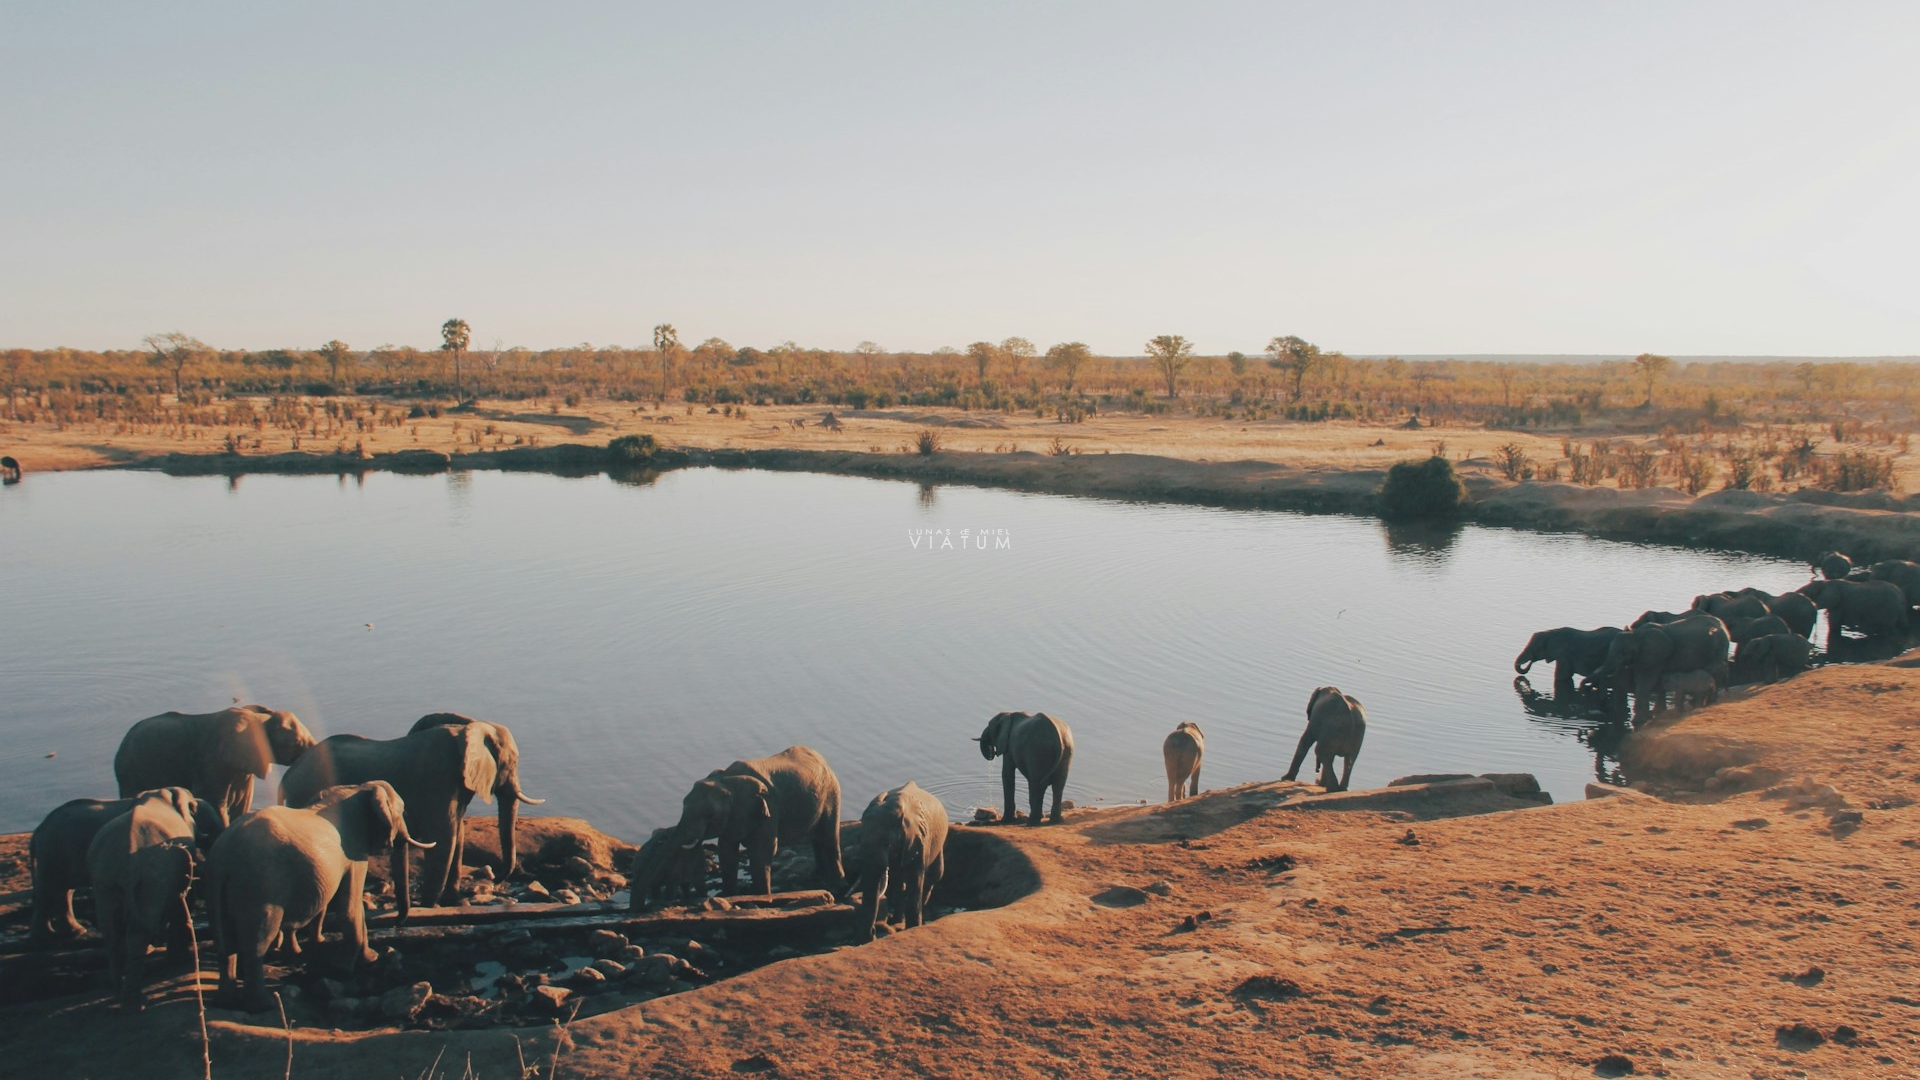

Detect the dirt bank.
[{"left": 5, "top": 651, "right": 1918, "bottom": 1078}]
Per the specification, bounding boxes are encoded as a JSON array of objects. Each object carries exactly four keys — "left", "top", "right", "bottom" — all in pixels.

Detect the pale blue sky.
[{"left": 3, "top": 2, "right": 1916, "bottom": 356}]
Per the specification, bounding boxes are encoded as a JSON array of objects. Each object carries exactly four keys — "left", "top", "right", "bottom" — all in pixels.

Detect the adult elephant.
[
  {"left": 1630, "top": 610, "right": 1693, "bottom": 629},
  {"left": 84, "top": 787, "right": 222, "bottom": 1009},
  {"left": 0, "top": 455, "right": 19, "bottom": 482},
  {"left": 1692, "top": 592, "right": 1771, "bottom": 624},
  {"left": 30, "top": 791, "right": 223, "bottom": 941},
  {"left": 976, "top": 712, "right": 1075, "bottom": 826},
  {"left": 1868, "top": 559, "right": 1920, "bottom": 608},
  {"left": 1593, "top": 614, "right": 1732, "bottom": 716},
  {"left": 115, "top": 706, "right": 317, "bottom": 824},
  {"left": 278, "top": 713, "right": 542, "bottom": 906},
  {"left": 843, "top": 781, "right": 949, "bottom": 943},
  {"left": 1284, "top": 686, "right": 1367, "bottom": 791},
  {"left": 1162, "top": 722, "right": 1205, "bottom": 802},
  {"left": 1735, "top": 634, "right": 1815, "bottom": 685},
  {"left": 1513, "top": 627, "right": 1623, "bottom": 694},
  {"left": 1724, "top": 613, "right": 1793, "bottom": 645},
  {"left": 1798, "top": 578, "right": 1909, "bottom": 639},
  {"left": 206, "top": 780, "right": 432, "bottom": 1012},
  {"left": 1727, "top": 588, "right": 1818, "bottom": 639},
  {"left": 667, "top": 745, "right": 843, "bottom": 896}
]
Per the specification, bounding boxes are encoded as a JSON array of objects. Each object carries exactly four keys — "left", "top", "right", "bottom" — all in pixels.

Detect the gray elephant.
[
  {"left": 1868, "top": 559, "right": 1920, "bottom": 608},
  {"left": 84, "top": 787, "right": 220, "bottom": 1009},
  {"left": 666, "top": 745, "right": 844, "bottom": 896},
  {"left": 206, "top": 780, "right": 432, "bottom": 1012},
  {"left": 1284, "top": 687, "right": 1367, "bottom": 791},
  {"left": 278, "top": 713, "right": 542, "bottom": 907},
  {"left": 115, "top": 705, "right": 316, "bottom": 824},
  {"left": 1691, "top": 592, "right": 1770, "bottom": 623},
  {"left": 1656, "top": 668, "right": 1717, "bottom": 710},
  {"left": 1817, "top": 551, "right": 1855, "bottom": 581},
  {"left": 1797, "top": 578, "right": 1909, "bottom": 639},
  {"left": 1594, "top": 613, "right": 1732, "bottom": 716},
  {"left": 843, "top": 781, "right": 949, "bottom": 943},
  {"left": 1513, "top": 626, "right": 1624, "bottom": 694},
  {"left": 1724, "top": 613, "right": 1793, "bottom": 644},
  {"left": 975, "top": 711, "right": 1075, "bottom": 826},
  {"left": 1724, "top": 588, "right": 1818, "bottom": 639},
  {"left": 1630, "top": 610, "right": 1693, "bottom": 629},
  {"left": 1735, "top": 633, "right": 1815, "bottom": 685},
  {"left": 626, "top": 827, "right": 713, "bottom": 911},
  {"left": 1162, "top": 722, "right": 1205, "bottom": 802},
  {"left": 30, "top": 791, "right": 224, "bottom": 941}
]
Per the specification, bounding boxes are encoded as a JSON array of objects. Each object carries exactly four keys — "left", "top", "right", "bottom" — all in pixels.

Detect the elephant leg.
[
  {"left": 1339, "top": 754, "right": 1356, "bottom": 793},
  {"left": 1167, "top": 773, "right": 1179, "bottom": 803},
  {"left": 905, "top": 863, "right": 927, "bottom": 929},
  {"left": 1049, "top": 774, "right": 1067, "bottom": 824},
  {"left": 717, "top": 841, "right": 741, "bottom": 896},
  {"left": 1188, "top": 766, "right": 1200, "bottom": 799},
  {"left": 1002, "top": 760, "right": 1018, "bottom": 824},
  {"left": 241, "top": 910, "right": 280, "bottom": 1013},
  {"left": 343, "top": 868, "right": 375, "bottom": 966},
  {"left": 855, "top": 866, "right": 886, "bottom": 943},
  {"left": 441, "top": 819, "right": 467, "bottom": 904},
  {"left": 122, "top": 926, "right": 149, "bottom": 1009},
  {"left": 924, "top": 851, "right": 944, "bottom": 916},
  {"left": 1282, "top": 729, "right": 1315, "bottom": 782},
  {"left": 812, "top": 816, "right": 844, "bottom": 887},
  {"left": 100, "top": 901, "right": 125, "bottom": 999},
  {"left": 1553, "top": 664, "right": 1575, "bottom": 696},
  {"left": 1027, "top": 773, "right": 1045, "bottom": 827},
  {"left": 419, "top": 807, "right": 460, "bottom": 908},
  {"left": 746, "top": 836, "right": 775, "bottom": 897}
]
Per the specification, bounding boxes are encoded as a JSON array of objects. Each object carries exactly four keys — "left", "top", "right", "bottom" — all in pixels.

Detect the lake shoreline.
[{"left": 90, "top": 441, "right": 1920, "bottom": 565}]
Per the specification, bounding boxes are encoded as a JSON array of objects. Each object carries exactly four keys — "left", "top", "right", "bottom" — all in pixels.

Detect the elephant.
[
  {"left": 1727, "top": 588, "right": 1818, "bottom": 639},
  {"left": 1691, "top": 592, "right": 1771, "bottom": 623},
  {"left": 1513, "top": 627, "right": 1624, "bottom": 694},
  {"left": 1734, "top": 633, "right": 1815, "bottom": 685},
  {"left": 975, "top": 712, "right": 1075, "bottom": 826},
  {"left": 1593, "top": 614, "right": 1732, "bottom": 716},
  {"left": 1797, "top": 578, "right": 1909, "bottom": 639},
  {"left": 1656, "top": 668, "right": 1717, "bottom": 710},
  {"left": 1630, "top": 610, "right": 1692, "bottom": 629},
  {"left": 1868, "top": 559, "right": 1920, "bottom": 608},
  {"left": 115, "top": 706, "right": 316, "bottom": 824},
  {"left": 206, "top": 780, "right": 431, "bottom": 1012},
  {"left": 84, "top": 787, "right": 221, "bottom": 1008},
  {"left": 278, "top": 713, "right": 542, "bottom": 907},
  {"left": 842, "top": 781, "right": 949, "bottom": 943},
  {"left": 626, "top": 828, "right": 713, "bottom": 911},
  {"left": 0, "top": 455, "right": 19, "bottom": 482},
  {"left": 1724, "top": 613, "right": 1793, "bottom": 645},
  {"left": 31, "top": 791, "right": 224, "bottom": 941},
  {"left": 1816, "top": 551, "right": 1854, "bottom": 580},
  {"left": 1284, "top": 687, "right": 1367, "bottom": 791},
  {"left": 1162, "top": 722, "right": 1205, "bottom": 802},
  {"left": 666, "top": 745, "right": 844, "bottom": 896}
]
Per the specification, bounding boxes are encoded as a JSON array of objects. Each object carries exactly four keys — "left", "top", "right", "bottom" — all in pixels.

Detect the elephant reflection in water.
[{"left": 1512, "top": 676, "right": 1629, "bottom": 785}]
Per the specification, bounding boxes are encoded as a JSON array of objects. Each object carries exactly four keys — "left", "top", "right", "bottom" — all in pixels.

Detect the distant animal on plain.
[
  {"left": 1284, "top": 687, "right": 1366, "bottom": 792},
  {"left": 1162, "top": 722, "right": 1204, "bottom": 802}
]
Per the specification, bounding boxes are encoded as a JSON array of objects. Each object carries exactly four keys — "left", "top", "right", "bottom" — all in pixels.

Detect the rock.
[
  {"left": 1144, "top": 881, "right": 1174, "bottom": 897},
  {"left": 1731, "top": 818, "right": 1771, "bottom": 830},
  {"left": 1594, "top": 1052, "right": 1635, "bottom": 1077},
  {"left": 1791, "top": 966, "right": 1826, "bottom": 986},
  {"left": 1830, "top": 809, "right": 1865, "bottom": 826},
  {"left": 1776, "top": 1022, "right": 1826, "bottom": 1049},
  {"left": 1091, "top": 885, "right": 1151, "bottom": 908},
  {"left": 321, "top": 978, "right": 347, "bottom": 1001},
  {"left": 564, "top": 855, "right": 596, "bottom": 879},
  {"left": 531, "top": 985, "right": 573, "bottom": 1013},
  {"left": 971, "top": 808, "right": 998, "bottom": 825},
  {"left": 1585, "top": 783, "right": 1656, "bottom": 801},
  {"left": 590, "top": 959, "right": 626, "bottom": 979},
  {"left": 680, "top": 940, "right": 717, "bottom": 963},
  {"left": 605, "top": 873, "right": 628, "bottom": 889},
  {"left": 703, "top": 896, "right": 734, "bottom": 912},
  {"left": 524, "top": 880, "right": 551, "bottom": 899},
  {"left": 1833, "top": 1024, "right": 1859, "bottom": 1044},
  {"left": 619, "top": 944, "right": 647, "bottom": 965},
  {"left": 474, "top": 865, "right": 494, "bottom": 882},
  {"left": 328, "top": 996, "right": 363, "bottom": 1019},
  {"left": 1061, "top": 800, "right": 1076, "bottom": 810},
  {"left": 639, "top": 955, "right": 677, "bottom": 988},
  {"left": 1389, "top": 774, "right": 1474, "bottom": 787},
  {"left": 588, "top": 929, "right": 629, "bottom": 958},
  {"left": 556, "top": 889, "right": 582, "bottom": 905},
  {"left": 380, "top": 982, "right": 432, "bottom": 1022},
  {"left": 572, "top": 966, "right": 606, "bottom": 986}
]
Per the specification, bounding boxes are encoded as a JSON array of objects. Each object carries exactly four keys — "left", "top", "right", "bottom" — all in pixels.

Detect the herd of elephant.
[
  {"left": 1513, "top": 549, "right": 1920, "bottom": 715},
  {"left": 28, "top": 692, "right": 1368, "bottom": 1016}
]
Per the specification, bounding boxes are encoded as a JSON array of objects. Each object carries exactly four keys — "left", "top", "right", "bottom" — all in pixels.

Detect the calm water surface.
[{"left": 0, "top": 468, "right": 1809, "bottom": 835}]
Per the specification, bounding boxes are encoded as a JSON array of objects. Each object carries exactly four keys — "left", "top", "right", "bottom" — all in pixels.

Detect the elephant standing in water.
[
  {"left": 976, "top": 711, "right": 1075, "bottom": 826},
  {"left": 1162, "top": 722, "right": 1205, "bottom": 802},
  {"left": 1657, "top": 669, "right": 1717, "bottom": 710},
  {"left": 843, "top": 781, "right": 949, "bottom": 943},
  {"left": 278, "top": 713, "right": 542, "bottom": 906},
  {"left": 1284, "top": 687, "right": 1367, "bottom": 792},
  {"left": 627, "top": 828, "right": 714, "bottom": 911},
  {"left": 84, "top": 787, "right": 224, "bottom": 1009},
  {"left": 1513, "top": 627, "right": 1623, "bottom": 695},
  {"left": 1735, "top": 633, "right": 1815, "bottom": 685},
  {"left": 114, "top": 706, "right": 316, "bottom": 824},
  {"left": 1867, "top": 559, "right": 1920, "bottom": 609},
  {"left": 206, "top": 781, "right": 432, "bottom": 1012},
  {"left": 1594, "top": 613, "right": 1731, "bottom": 716},
  {"left": 666, "top": 746, "right": 844, "bottom": 896},
  {"left": 1798, "top": 579, "right": 1909, "bottom": 640}
]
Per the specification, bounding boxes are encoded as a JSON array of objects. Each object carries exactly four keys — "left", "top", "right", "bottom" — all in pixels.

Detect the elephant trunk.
[
  {"left": 497, "top": 793, "right": 520, "bottom": 881},
  {"left": 1515, "top": 656, "right": 1534, "bottom": 675}
]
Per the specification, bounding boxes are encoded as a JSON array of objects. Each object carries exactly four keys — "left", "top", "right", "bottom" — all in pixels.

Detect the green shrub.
[
  {"left": 607, "top": 433, "right": 658, "bottom": 463},
  {"left": 1379, "top": 455, "right": 1469, "bottom": 519},
  {"left": 915, "top": 429, "right": 942, "bottom": 456}
]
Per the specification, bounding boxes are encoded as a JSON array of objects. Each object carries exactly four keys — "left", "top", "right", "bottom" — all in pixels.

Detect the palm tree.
[
  {"left": 1145, "top": 335, "right": 1193, "bottom": 398},
  {"left": 441, "top": 319, "right": 471, "bottom": 398}
]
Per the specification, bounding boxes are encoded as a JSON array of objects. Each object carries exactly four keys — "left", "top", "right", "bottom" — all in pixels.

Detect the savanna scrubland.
[{"left": 5, "top": 335, "right": 1920, "bottom": 1078}]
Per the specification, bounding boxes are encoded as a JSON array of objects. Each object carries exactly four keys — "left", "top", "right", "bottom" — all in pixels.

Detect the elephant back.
[
  {"left": 732, "top": 746, "right": 841, "bottom": 842},
  {"left": 1014, "top": 713, "right": 1074, "bottom": 783}
]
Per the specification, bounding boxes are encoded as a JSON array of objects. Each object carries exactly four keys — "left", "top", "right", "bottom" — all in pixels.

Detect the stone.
[
  {"left": 380, "top": 981, "right": 433, "bottom": 1022},
  {"left": 572, "top": 966, "right": 606, "bottom": 986},
  {"left": 1144, "top": 881, "right": 1174, "bottom": 897},
  {"left": 619, "top": 944, "right": 647, "bottom": 964},
  {"left": 605, "top": 873, "right": 628, "bottom": 889},
  {"left": 524, "top": 880, "right": 551, "bottom": 899},
  {"left": 531, "top": 985, "right": 573, "bottom": 1013},
  {"left": 971, "top": 808, "right": 998, "bottom": 825},
  {"left": 474, "top": 865, "right": 494, "bottom": 881},
  {"left": 590, "top": 959, "right": 626, "bottom": 979},
  {"left": 564, "top": 855, "right": 596, "bottom": 879},
  {"left": 556, "top": 889, "right": 582, "bottom": 905},
  {"left": 639, "top": 954, "right": 677, "bottom": 988},
  {"left": 588, "top": 929, "right": 629, "bottom": 958}
]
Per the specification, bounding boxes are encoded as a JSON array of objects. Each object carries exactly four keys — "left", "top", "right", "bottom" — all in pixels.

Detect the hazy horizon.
[{"left": 3, "top": 2, "right": 1916, "bottom": 357}]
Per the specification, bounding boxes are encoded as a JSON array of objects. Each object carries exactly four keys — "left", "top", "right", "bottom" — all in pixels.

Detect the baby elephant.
[
  {"left": 1162, "top": 722, "right": 1205, "bottom": 802},
  {"left": 844, "top": 781, "right": 949, "bottom": 943},
  {"left": 627, "top": 827, "right": 713, "bottom": 912},
  {"left": 33, "top": 792, "right": 225, "bottom": 942},
  {"left": 84, "top": 787, "right": 221, "bottom": 1009},
  {"left": 1284, "top": 687, "right": 1367, "bottom": 792},
  {"left": 1658, "top": 668, "right": 1718, "bottom": 710},
  {"left": 976, "top": 711, "right": 1075, "bottom": 826}
]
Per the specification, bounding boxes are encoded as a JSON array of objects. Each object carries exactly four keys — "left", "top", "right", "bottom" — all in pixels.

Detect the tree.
[
  {"left": 1145, "top": 334, "right": 1193, "bottom": 398},
  {"left": 854, "top": 341, "right": 886, "bottom": 368},
  {"left": 1045, "top": 341, "right": 1092, "bottom": 391},
  {"left": 1631, "top": 352, "right": 1673, "bottom": 407},
  {"left": 143, "top": 332, "right": 209, "bottom": 398},
  {"left": 1266, "top": 335, "right": 1322, "bottom": 402},
  {"left": 440, "top": 319, "right": 471, "bottom": 398},
  {"left": 653, "top": 324, "right": 680, "bottom": 399},
  {"left": 1001, "top": 337, "right": 1036, "bottom": 383},
  {"left": 966, "top": 341, "right": 999, "bottom": 384},
  {"left": 319, "top": 340, "right": 352, "bottom": 388},
  {"left": 1226, "top": 351, "right": 1248, "bottom": 376}
]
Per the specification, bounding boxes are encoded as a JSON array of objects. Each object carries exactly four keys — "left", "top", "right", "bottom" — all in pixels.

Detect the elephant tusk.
[
  {"left": 407, "top": 837, "right": 437, "bottom": 850},
  {"left": 516, "top": 792, "right": 546, "bottom": 806},
  {"left": 680, "top": 841, "right": 701, "bottom": 851}
]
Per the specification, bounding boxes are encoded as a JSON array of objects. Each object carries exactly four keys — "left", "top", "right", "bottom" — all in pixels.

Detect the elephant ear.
[
  {"left": 460, "top": 726, "right": 499, "bottom": 803},
  {"left": 479, "top": 722, "right": 519, "bottom": 798},
  {"left": 729, "top": 776, "right": 773, "bottom": 831},
  {"left": 166, "top": 787, "right": 200, "bottom": 828},
  {"left": 1307, "top": 687, "right": 1335, "bottom": 717},
  {"left": 341, "top": 782, "right": 406, "bottom": 859},
  {"left": 216, "top": 711, "right": 273, "bottom": 780}
]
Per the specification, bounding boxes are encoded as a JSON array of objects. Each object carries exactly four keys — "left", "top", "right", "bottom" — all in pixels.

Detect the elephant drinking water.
[
  {"left": 666, "top": 745, "right": 844, "bottom": 897},
  {"left": 976, "top": 711, "right": 1075, "bottom": 826},
  {"left": 843, "top": 781, "right": 949, "bottom": 942},
  {"left": 1594, "top": 613, "right": 1731, "bottom": 716},
  {"left": 1284, "top": 687, "right": 1367, "bottom": 792},
  {"left": 1513, "top": 627, "right": 1623, "bottom": 695}
]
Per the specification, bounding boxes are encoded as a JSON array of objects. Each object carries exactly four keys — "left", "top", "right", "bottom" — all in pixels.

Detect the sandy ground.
[{"left": 3, "top": 652, "right": 1918, "bottom": 1079}]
